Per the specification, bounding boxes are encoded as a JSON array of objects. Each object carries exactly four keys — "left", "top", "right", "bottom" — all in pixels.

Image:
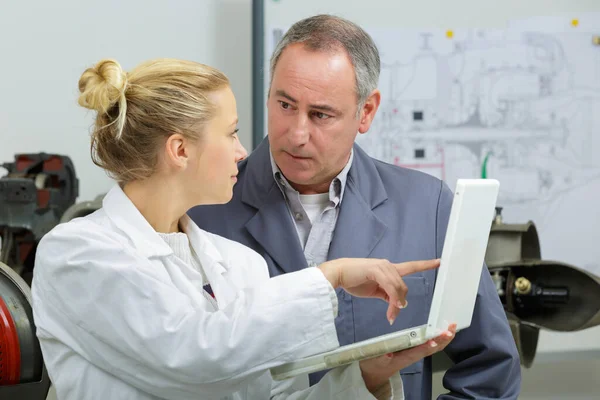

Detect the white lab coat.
[{"left": 31, "top": 185, "right": 404, "bottom": 400}]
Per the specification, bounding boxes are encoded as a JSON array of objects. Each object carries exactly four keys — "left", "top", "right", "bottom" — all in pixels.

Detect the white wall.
[{"left": 0, "top": 0, "right": 252, "bottom": 201}]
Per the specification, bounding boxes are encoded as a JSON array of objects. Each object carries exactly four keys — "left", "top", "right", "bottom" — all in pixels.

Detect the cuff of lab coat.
[
  {"left": 311, "top": 266, "right": 338, "bottom": 318},
  {"left": 326, "top": 278, "right": 339, "bottom": 318},
  {"left": 371, "top": 373, "right": 404, "bottom": 400},
  {"left": 388, "top": 373, "right": 405, "bottom": 400},
  {"left": 335, "top": 362, "right": 404, "bottom": 400}
]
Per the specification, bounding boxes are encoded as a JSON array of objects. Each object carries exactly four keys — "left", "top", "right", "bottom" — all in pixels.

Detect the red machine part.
[
  {"left": 15, "top": 154, "right": 64, "bottom": 173},
  {"left": 0, "top": 295, "right": 21, "bottom": 385}
]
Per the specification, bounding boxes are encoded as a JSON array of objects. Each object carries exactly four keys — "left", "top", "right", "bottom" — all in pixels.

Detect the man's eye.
[
  {"left": 313, "top": 112, "right": 330, "bottom": 120},
  {"left": 279, "top": 101, "right": 290, "bottom": 109}
]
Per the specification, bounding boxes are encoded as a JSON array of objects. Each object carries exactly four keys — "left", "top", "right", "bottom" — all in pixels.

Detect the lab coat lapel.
[{"left": 180, "top": 216, "right": 237, "bottom": 306}]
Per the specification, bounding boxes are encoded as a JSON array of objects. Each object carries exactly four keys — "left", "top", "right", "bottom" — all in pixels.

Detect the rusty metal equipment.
[{"left": 0, "top": 153, "right": 78, "bottom": 285}]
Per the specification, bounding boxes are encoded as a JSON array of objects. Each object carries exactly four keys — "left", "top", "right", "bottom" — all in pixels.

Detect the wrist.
[
  {"left": 318, "top": 261, "right": 341, "bottom": 289},
  {"left": 359, "top": 360, "right": 390, "bottom": 394},
  {"left": 361, "top": 370, "right": 388, "bottom": 394}
]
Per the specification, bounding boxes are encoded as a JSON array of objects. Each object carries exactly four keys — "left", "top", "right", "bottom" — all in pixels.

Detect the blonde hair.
[{"left": 78, "top": 58, "right": 230, "bottom": 182}]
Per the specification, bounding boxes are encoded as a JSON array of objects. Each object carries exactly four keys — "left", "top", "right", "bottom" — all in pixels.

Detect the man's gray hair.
[{"left": 269, "top": 14, "right": 380, "bottom": 116}]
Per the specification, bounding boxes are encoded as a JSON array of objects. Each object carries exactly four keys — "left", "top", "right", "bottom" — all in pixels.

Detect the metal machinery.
[
  {"left": 0, "top": 262, "right": 50, "bottom": 398},
  {"left": 0, "top": 153, "right": 78, "bottom": 399},
  {"left": 486, "top": 207, "right": 600, "bottom": 367},
  {"left": 0, "top": 153, "right": 79, "bottom": 285},
  {"left": 58, "top": 194, "right": 104, "bottom": 224},
  {"left": 433, "top": 206, "right": 600, "bottom": 371}
]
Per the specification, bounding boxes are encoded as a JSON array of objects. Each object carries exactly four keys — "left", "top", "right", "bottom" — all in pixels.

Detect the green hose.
[{"left": 481, "top": 151, "right": 492, "bottom": 179}]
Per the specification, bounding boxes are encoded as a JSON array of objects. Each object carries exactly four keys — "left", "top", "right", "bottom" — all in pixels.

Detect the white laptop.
[{"left": 270, "top": 179, "right": 500, "bottom": 381}]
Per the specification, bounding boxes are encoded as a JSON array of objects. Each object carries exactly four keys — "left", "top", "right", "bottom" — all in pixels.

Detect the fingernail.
[
  {"left": 397, "top": 300, "right": 408, "bottom": 309},
  {"left": 446, "top": 332, "right": 453, "bottom": 337},
  {"left": 430, "top": 341, "right": 438, "bottom": 347},
  {"left": 389, "top": 318, "right": 395, "bottom": 326}
]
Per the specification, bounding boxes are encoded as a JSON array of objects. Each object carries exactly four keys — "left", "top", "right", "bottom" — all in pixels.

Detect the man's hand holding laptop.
[
  {"left": 318, "top": 257, "right": 457, "bottom": 393},
  {"left": 360, "top": 323, "right": 457, "bottom": 392}
]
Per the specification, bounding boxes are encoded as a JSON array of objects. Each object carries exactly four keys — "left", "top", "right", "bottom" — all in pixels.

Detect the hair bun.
[{"left": 78, "top": 59, "right": 128, "bottom": 113}]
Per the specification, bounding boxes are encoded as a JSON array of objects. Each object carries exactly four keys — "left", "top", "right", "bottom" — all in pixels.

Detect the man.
[{"left": 190, "top": 14, "right": 521, "bottom": 399}]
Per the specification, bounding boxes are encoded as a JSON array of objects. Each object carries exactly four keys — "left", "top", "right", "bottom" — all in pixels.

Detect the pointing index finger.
[{"left": 396, "top": 259, "right": 440, "bottom": 276}]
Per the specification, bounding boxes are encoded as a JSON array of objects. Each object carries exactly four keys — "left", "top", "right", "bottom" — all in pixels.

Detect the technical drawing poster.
[{"left": 265, "top": 24, "right": 600, "bottom": 275}]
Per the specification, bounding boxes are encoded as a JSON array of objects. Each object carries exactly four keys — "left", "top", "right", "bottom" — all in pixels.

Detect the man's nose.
[{"left": 288, "top": 113, "right": 310, "bottom": 146}]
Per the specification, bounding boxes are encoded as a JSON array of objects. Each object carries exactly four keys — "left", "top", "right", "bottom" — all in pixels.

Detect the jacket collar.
[
  {"left": 240, "top": 138, "right": 389, "bottom": 273},
  {"left": 241, "top": 138, "right": 388, "bottom": 210},
  {"left": 268, "top": 148, "right": 354, "bottom": 207},
  {"left": 346, "top": 143, "right": 388, "bottom": 209}
]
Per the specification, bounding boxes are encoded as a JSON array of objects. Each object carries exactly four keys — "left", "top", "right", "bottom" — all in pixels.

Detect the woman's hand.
[
  {"left": 359, "top": 324, "right": 457, "bottom": 393},
  {"left": 318, "top": 258, "right": 440, "bottom": 324}
]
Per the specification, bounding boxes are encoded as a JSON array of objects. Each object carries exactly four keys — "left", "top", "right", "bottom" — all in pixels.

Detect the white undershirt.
[
  {"left": 296, "top": 192, "right": 330, "bottom": 248},
  {"left": 158, "top": 232, "right": 208, "bottom": 284}
]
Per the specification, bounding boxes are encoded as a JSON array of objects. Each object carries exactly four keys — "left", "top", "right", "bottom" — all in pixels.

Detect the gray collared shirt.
[{"left": 269, "top": 149, "right": 354, "bottom": 268}]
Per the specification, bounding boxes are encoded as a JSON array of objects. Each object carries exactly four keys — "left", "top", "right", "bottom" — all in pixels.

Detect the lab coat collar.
[
  {"left": 102, "top": 185, "right": 174, "bottom": 258},
  {"left": 102, "top": 185, "right": 228, "bottom": 272}
]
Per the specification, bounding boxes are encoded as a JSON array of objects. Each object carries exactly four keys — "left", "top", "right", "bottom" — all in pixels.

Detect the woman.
[{"left": 31, "top": 58, "right": 454, "bottom": 400}]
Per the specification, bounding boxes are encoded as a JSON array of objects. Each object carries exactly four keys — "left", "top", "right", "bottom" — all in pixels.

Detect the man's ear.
[{"left": 358, "top": 89, "right": 381, "bottom": 134}]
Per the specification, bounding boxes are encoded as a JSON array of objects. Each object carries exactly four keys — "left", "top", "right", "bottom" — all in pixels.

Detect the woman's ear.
[{"left": 164, "top": 134, "right": 189, "bottom": 169}]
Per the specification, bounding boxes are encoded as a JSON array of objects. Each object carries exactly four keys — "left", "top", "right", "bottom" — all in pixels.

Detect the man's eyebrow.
[
  {"left": 274, "top": 89, "right": 341, "bottom": 115},
  {"left": 310, "top": 104, "right": 341, "bottom": 115},
  {"left": 274, "top": 89, "right": 297, "bottom": 103}
]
